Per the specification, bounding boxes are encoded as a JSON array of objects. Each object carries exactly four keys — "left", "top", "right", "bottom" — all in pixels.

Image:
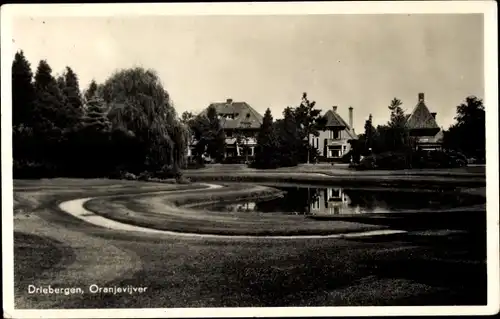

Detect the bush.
[
  {"left": 355, "top": 155, "right": 377, "bottom": 170},
  {"left": 154, "top": 164, "right": 182, "bottom": 180},
  {"left": 352, "top": 150, "right": 469, "bottom": 170},
  {"left": 137, "top": 171, "right": 153, "bottom": 181},
  {"left": 13, "top": 161, "right": 59, "bottom": 179},
  {"left": 122, "top": 172, "right": 137, "bottom": 180},
  {"left": 375, "top": 151, "right": 410, "bottom": 169},
  {"left": 175, "top": 176, "right": 191, "bottom": 184},
  {"left": 413, "top": 150, "right": 467, "bottom": 168}
]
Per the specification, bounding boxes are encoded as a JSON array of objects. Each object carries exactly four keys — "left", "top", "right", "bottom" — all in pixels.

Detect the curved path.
[
  {"left": 11, "top": 177, "right": 487, "bottom": 309},
  {"left": 64, "top": 180, "right": 405, "bottom": 238},
  {"left": 60, "top": 196, "right": 406, "bottom": 239}
]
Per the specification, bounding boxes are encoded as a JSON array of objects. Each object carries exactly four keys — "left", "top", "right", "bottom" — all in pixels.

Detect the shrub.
[
  {"left": 355, "top": 155, "right": 376, "bottom": 170},
  {"left": 175, "top": 176, "right": 191, "bottom": 184},
  {"left": 137, "top": 171, "right": 153, "bottom": 181},
  {"left": 375, "top": 151, "right": 410, "bottom": 169},
  {"left": 407, "top": 150, "right": 467, "bottom": 169},
  {"left": 154, "top": 164, "right": 183, "bottom": 180},
  {"left": 13, "top": 160, "right": 59, "bottom": 179},
  {"left": 122, "top": 172, "right": 137, "bottom": 180}
]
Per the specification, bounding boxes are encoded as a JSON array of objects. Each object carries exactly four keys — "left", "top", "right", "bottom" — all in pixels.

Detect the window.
[
  {"left": 329, "top": 149, "right": 340, "bottom": 158},
  {"left": 226, "top": 131, "right": 233, "bottom": 137},
  {"left": 329, "top": 130, "right": 340, "bottom": 139},
  {"left": 311, "top": 197, "right": 320, "bottom": 210},
  {"left": 310, "top": 137, "right": 316, "bottom": 148},
  {"left": 328, "top": 188, "right": 342, "bottom": 198}
]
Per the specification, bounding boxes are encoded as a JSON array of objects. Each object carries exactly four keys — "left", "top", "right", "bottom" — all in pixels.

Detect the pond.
[{"left": 201, "top": 185, "right": 483, "bottom": 216}]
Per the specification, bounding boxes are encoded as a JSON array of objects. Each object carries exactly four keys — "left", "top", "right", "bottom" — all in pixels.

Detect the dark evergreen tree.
[
  {"left": 56, "top": 74, "right": 69, "bottom": 111},
  {"left": 82, "top": 97, "right": 111, "bottom": 133},
  {"left": 254, "top": 108, "right": 280, "bottom": 168},
  {"left": 84, "top": 79, "right": 98, "bottom": 102},
  {"left": 277, "top": 107, "right": 301, "bottom": 167},
  {"left": 387, "top": 98, "right": 409, "bottom": 151},
  {"left": 33, "top": 60, "right": 67, "bottom": 132},
  {"left": 73, "top": 97, "right": 113, "bottom": 176},
  {"left": 293, "top": 92, "right": 327, "bottom": 163},
  {"left": 364, "top": 114, "right": 376, "bottom": 153},
  {"left": 12, "top": 50, "right": 36, "bottom": 129},
  {"left": 206, "top": 106, "right": 226, "bottom": 162},
  {"left": 63, "top": 67, "right": 84, "bottom": 118}
]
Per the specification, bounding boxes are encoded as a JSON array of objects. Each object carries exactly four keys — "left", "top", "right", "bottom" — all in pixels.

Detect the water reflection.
[
  {"left": 310, "top": 188, "right": 359, "bottom": 215},
  {"left": 205, "top": 186, "right": 479, "bottom": 216}
]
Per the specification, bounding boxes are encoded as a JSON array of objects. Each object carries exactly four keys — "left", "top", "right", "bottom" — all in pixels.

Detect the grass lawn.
[
  {"left": 11, "top": 178, "right": 487, "bottom": 308},
  {"left": 187, "top": 163, "right": 486, "bottom": 176}
]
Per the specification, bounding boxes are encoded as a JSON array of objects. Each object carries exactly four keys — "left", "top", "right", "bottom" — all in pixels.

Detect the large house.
[
  {"left": 193, "top": 98, "right": 264, "bottom": 161},
  {"left": 309, "top": 106, "right": 358, "bottom": 162},
  {"left": 405, "top": 93, "right": 443, "bottom": 151}
]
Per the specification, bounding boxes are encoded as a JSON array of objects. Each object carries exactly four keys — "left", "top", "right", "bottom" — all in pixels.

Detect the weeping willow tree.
[{"left": 102, "top": 67, "right": 190, "bottom": 173}]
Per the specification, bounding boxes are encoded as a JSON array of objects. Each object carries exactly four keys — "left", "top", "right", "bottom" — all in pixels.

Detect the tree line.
[
  {"left": 180, "top": 91, "right": 485, "bottom": 170},
  {"left": 12, "top": 50, "right": 189, "bottom": 179},
  {"left": 12, "top": 48, "right": 485, "bottom": 178},
  {"left": 349, "top": 96, "right": 485, "bottom": 165}
]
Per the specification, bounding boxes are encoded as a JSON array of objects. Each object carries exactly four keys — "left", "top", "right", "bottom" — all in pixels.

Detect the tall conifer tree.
[{"left": 12, "top": 50, "right": 36, "bottom": 129}]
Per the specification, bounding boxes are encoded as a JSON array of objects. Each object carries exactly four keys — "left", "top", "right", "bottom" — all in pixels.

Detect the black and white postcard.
[{"left": 2, "top": 2, "right": 498, "bottom": 318}]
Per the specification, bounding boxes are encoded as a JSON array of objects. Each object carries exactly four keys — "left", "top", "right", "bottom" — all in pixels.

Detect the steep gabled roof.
[
  {"left": 198, "top": 100, "right": 263, "bottom": 129},
  {"left": 323, "top": 110, "right": 358, "bottom": 139},
  {"left": 324, "top": 110, "right": 349, "bottom": 128},
  {"left": 405, "top": 100, "right": 440, "bottom": 131}
]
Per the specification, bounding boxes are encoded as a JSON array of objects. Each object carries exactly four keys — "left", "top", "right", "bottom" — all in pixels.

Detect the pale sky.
[{"left": 12, "top": 14, "right": 484, "bottom": 131}]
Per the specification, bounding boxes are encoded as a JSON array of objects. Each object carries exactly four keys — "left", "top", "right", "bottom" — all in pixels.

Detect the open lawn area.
[{"left": 11, "top": 177, "right": 487, "bottom": 308}]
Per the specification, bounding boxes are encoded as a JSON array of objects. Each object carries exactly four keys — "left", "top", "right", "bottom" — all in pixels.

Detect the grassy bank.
[
  {"left": 187, "top": 163, "right": 486, "bottom": 177},
  {"left": 183, "top": 172, "right": 485, "bottom": 189},
  {"left": 83, "top": 184, "right": 385, "bottom": 236},
  {"left": 12, "top": 178, "right": 487, "bottom": 308}
]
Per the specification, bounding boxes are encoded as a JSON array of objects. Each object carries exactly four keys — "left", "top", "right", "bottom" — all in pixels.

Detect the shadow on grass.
[
  {"left": 14, "top": 232, "right": 76, "bottom": 293},
  {"left": 308, "top": 210, "right": 486, "bottom": 233},
  {"left": 57, "top": 230, "right": 486, "bottom": 308}
]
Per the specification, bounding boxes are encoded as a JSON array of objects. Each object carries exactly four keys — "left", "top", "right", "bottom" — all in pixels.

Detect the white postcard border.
[{"left": 1, "top": 2, "right": 498, "bottom": 318}]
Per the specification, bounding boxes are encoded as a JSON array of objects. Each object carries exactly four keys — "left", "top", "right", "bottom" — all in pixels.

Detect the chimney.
[
  {"left": 226, "top": 98, "right": 233, "bottom": 104},
  {"left": 332, "top": 106, "right": 338, "bottom": 112},
  {"left": 431, "top": 112, "right": 436, "bottom": 119},
  {"left": 348, "top": 106, "right": 353, "bottom": 128},
  {"left": 418, "top": 93, "right": 425, "bottom": 102}
]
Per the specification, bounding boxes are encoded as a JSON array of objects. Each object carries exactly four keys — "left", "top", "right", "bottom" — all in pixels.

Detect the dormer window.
[{"left": 220, "top": 114, "right": 235, "bottom": 120}]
